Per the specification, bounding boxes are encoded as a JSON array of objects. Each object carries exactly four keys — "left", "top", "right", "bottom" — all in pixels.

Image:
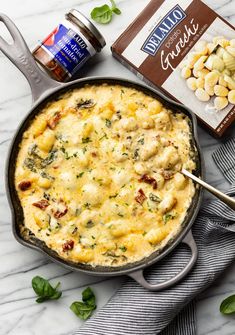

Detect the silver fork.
[{"left": 182, "top": 168, "right": 235, "bottom": 210}]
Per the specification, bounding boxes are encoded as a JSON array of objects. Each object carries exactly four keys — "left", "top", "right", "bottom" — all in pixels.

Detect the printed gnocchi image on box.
[{"left": 163, "top": 18, "right": 235, "bottom": 130}]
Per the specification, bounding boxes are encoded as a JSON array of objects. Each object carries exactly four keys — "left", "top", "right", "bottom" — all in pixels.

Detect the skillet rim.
[{"left": 5, "top": 76, "right": 204, "bottom": 276}]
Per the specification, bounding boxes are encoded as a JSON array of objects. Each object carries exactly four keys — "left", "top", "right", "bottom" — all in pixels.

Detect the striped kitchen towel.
[{"left": 74, "top": 137, "right": 235, "bottom": 335}]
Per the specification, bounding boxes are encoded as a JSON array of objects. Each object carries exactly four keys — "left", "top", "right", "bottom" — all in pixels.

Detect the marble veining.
[{"left": 0, "top": 1, "right": 235, "bottom": 334}]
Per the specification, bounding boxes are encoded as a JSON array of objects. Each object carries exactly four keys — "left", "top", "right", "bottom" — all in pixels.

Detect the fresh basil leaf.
[
  {"left": 91, "top": 4, "right": 112, "bottom": 24},
  {"left": 90, "top": 0, "right": 121, "bottom": 24},
  {"left": 32, "top": 276, "right": 54, "bottom": 296},
  {"left": 112, "top": 7, "right": 121, "bottom": 15},
  {"left": 32, "top": 276, "right": 62, "bottom": 303},
  {"left": 36, "top": 296, "right": 48, "bottom": 303},
  {"left": 110, "top": 0, "right": 121, "bottom": 14},
  {"left": 82, "top": 287, "right": 96, "bottom": 306},
  {"left": 220, "top": 295, "right": 235, "bottom": 314},
  {"left": 50, "top": 290, "right": 62, "bottom": 300},
  {"left": 70, "top": 301, "right": 96, "bottom": 320},
  {"left": 70, "top": 287, "right": 96, "bottom": 320}
]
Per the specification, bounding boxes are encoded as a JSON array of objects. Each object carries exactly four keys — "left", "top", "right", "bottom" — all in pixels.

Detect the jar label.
[{"left": 40, "top": 22, "right": 96, "bottom": 76}]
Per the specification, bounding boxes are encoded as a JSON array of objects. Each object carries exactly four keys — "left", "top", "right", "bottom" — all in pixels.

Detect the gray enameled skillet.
[{"left": 1, "top": 13, "right": 204, "bottom": 291}]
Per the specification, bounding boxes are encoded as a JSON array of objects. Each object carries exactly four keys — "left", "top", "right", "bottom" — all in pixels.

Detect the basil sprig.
[
  {"left": 70, "top": 287, "right": 96, "bottom": 320},
  {"left": 32, "top": 276, "right": 62, "bottom": 303},
  {"left": 220, "top": 295, "right": 235, "bottom": 314},
  {"left": 91, "top": 0, "right": 121, "bottom": 24}
]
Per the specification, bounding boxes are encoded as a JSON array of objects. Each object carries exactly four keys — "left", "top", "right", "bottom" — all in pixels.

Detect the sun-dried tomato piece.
[
  {"left": 32, "top": 199, "right": 49, "bottom": 210},
  {"left": 135, "top": 188, "right": 147, "bottom": 205},
  {"left": 18, "top": 180, "right": 32, "bottom": 191},
  {"left": 47, "top": 112, "right": 61, "bottom": 129},
  {"left": 54, "top": 206, "right": 68, "bottom": 219},
  {"left": 91, "top": 152, "right": 98, "bottom": 157},
  {"left": 62, "top": 240, "right": 74, "bottom": 252},
  {"left": 139, "top": 174, "right": 157, "bottom": 189}
]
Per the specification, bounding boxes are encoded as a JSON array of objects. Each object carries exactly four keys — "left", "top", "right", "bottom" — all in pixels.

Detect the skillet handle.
[
  {"left": 128, "top": 230, "right": 198, "bottom": 291},
  {"left": 0, "top": 13, "right": 62, "bottom": 103}
]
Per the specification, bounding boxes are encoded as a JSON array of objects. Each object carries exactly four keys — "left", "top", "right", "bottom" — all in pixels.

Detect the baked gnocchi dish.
[
  {"left": 180, "top": 36, "right": 235, "bottom": 110},
  {"left": 15, "top": 84, "right": 196, "bottom": 267}
]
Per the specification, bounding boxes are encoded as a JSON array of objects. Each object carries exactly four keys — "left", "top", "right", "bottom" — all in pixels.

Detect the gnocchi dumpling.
[
  {"left": 214, "top": 97, "right": 228, "bottom": 110},
  {"left": 195, "top": 88, "right": 210, "bottom": 102},
  {"left": 37, "top": 129, "right": 55, "bottom": 152},
  {"left": 228, "top": 90, "right": 235, "bottom": 104},
  {"left": 145, "top": 227, "right": 168, "bottom": 245},
  {"left": 33, "top": 116, "right": 47, "bottom": 137},
  {"left": 158, "top": 194, "right": 177, "bottom": 214},
  {"left": 214, "top": 85, "right": 229, "bottom": 97}
]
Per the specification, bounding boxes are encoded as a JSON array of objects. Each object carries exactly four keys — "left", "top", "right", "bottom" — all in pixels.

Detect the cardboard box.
[{"left": 111, "top": 0, "right": 235, "bottom": 136}]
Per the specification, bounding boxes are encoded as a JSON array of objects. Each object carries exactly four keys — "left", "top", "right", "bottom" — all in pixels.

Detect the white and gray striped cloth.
[{"left": 75, "top": 137, "right": 235, "bottom": 335}]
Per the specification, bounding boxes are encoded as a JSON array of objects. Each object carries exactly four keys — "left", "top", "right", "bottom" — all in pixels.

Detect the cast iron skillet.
[{"left": 1, "top": 14, "right": 204, "bottom": 291}]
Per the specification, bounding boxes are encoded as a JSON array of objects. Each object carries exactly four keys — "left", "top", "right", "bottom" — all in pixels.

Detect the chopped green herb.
[
  {"left": 119, "top": 246, "right": 127, "bottom": 252},
  {"left": 43, "top": 192, "right": 50, "bottom": 201},
  {"left": 71, "top": 226, "right": 78, "bottom": 235},
  {"left": 117, "top": 212, "right": 124, "bottom": 217},
  {"left": 84, "top": 203, "right": 91, "bottom": 209},
  {"left": 82, "top": 147, "right": 87, "bottom": 154},
  {"left": 163, "top": 213, "right": 175, "bottom": 224},
  {"left": 120, "top": 89, "right": 125, "bottom": 98},
  {"left": 105, "top": 119, "right": 112, "bottom": 128},
  {"left": 116, "top": 110, "right": 122, "bottom": 119},
  {"left": 133, "top": 148, "right": 139, "bottom": 160},
  {"left": 109, "top": 193, "right": 118, "bottom": 199},
  {"left": 86, "top": 220, "right": 95, "bottom": 228},
  {"left": 75, "top": 208, "right": 82, "bottom": 216},
  {"left": 82, "top": 137, "right": 92, "bottom": 144},
  {"left": 137, "top": 138, "right": 145, "bottom": 145},
  {"left": 77, "top": 172, "right": 84, "bottom": 178},
  {"left": 99, "top": 133, "right": 108, "bottom": 141}
]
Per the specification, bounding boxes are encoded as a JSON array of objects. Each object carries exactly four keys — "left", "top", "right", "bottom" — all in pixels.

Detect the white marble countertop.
[{"left": 0, "top": 1, "right": 235, "bottom": 334}]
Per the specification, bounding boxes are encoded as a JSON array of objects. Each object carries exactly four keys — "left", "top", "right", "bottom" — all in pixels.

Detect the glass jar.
[{"left": 32, "top": 9, "right": 106, "bottom": 82}]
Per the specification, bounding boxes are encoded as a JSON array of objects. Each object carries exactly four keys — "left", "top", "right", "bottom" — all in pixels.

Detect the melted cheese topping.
[{"left": 15, "top": 84, "right": 196, "bottom": 267}]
